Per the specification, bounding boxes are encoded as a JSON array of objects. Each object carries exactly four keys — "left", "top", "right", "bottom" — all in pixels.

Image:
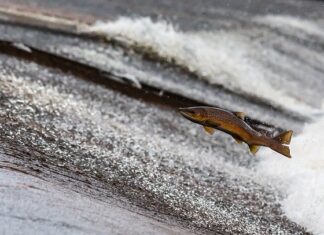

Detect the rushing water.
[
  {"left": 1, "top": 2, "right": 324, "bottom": 234},
  {"left": 258, "top": 113, "right": 324, "bottom": 235},
  {"left": 85, "top": 16, "right": 324, "bottom": 115},
  {"left": 84, "top": 15, "right": 324, "bottom": 234}
]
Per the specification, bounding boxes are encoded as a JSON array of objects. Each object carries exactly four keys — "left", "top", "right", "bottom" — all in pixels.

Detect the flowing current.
[
  {"left": 85, "top": 16, "right": 324, "bottom": 116},
  {"left": 84, "top": 16, "right": 324, "bottom": 234},
  {"left": 1, "top": 7, "right": 324, "bottom": 233}
]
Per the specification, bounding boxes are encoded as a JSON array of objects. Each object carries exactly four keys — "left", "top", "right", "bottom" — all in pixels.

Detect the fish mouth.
[{"left": 179, "top": 108, "right": 196, "bottom": 121}]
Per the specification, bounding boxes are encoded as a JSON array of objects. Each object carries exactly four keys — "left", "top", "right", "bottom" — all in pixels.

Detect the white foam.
[
  {"left": 257, "top": 110, "right": 324, "bottom": 234},
  {"left": 83, "top": 17, "right": 318, "bottom": 115},
  {"left": 255, "top": 14, "right": 324, "bottom": 39}
]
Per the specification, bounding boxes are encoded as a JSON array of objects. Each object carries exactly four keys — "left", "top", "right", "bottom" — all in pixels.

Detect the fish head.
[{"left": 179, "top": 107, "right": 209, "bottom": 124}]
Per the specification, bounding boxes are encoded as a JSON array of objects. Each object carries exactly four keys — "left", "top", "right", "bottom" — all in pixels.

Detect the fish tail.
[
  {"left": 269, "top": 144, "right": 291, "bottom": 158},
  {"left": 273, "top": 130, "right": 293, "bottom": 145},
  {"left": 269, "top": 130, "right": 293, "bottom": 158}
]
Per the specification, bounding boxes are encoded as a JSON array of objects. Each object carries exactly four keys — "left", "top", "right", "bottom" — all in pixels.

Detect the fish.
[{"left": 179, "top": 106, "right": 293, "bottom": 158}]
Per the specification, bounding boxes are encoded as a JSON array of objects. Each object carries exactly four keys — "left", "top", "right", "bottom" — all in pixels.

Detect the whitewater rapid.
[
  {"left": 81, "top": 16, "right": 324, "bottom": 234},
  {"left": 257, "top": 111, "right": 324, "bottom": 235},
  {"left": 83, "top": 16, "right": 323, "bottom": 116}
]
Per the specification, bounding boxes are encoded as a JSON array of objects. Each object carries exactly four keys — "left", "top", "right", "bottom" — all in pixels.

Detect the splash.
[
  {"left": 257, "top": 111, "right": 324, "bottom": 234},
  {"left": 84, "top": 17, "right": 318, "bottom": 115}
]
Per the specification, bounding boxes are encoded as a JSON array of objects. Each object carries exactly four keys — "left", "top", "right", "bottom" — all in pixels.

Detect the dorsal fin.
[
  {"left": 203, "top": 126, "right": 215, "bottom": 135},
  {"left": 234, "top": 112, "right": 245, "bottom": 120},
  {"left": 273, "top": 130, "right": 293, "bottom": 145},
  {"left": 249, "top": 145, "right": 260, "bottom": 154}
]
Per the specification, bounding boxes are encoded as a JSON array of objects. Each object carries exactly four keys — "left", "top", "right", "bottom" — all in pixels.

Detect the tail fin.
[
  {"left": 273, "top": 130, "right": 293, "bottom": 145},
  {"left": 270, "top": 144, "right": 291, "bottom": 158},
  {"left": 271, "top": 130, "right": 293, "bottom": 158}
]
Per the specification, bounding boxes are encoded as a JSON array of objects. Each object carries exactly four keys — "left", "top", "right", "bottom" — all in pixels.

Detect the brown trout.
[{"left": 179, "top": 106, "right": 293, "bottom": 158}]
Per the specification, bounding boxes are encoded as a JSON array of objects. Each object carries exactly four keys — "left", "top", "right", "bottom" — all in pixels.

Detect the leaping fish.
[{"left": 179, "top": 106, "right": 293, "bottom": 158}]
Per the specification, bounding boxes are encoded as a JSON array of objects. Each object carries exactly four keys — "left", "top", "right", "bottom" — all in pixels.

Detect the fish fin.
[
  {"left": 273, "top": 130, "right": 293, "bottom": 145},
  {"left": 203, "top": 126, "right": 215, "bottom": 135},
  {"left": 249, "top": 145, "right": 260, "bottom": 154},
  {"left": 234, "top": 112, "right": 246, "bottom": 120},
  {"left": 270, "top": 144, "right": 292, "bottom": 158},
  {"left": 233, "top": 137, "right": 243, "bottom": 144}
]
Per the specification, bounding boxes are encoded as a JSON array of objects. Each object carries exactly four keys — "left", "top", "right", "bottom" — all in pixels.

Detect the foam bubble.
[{"left": 257, "top": 110, "right": 324, "bottom": 234}]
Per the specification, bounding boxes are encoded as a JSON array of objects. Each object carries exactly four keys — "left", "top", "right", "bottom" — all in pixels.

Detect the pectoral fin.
[
  {"left": 249, "top": 145, "right": 260, "bottom": 154},
  {"left": 234, "top": 112, "right": 246, "bottom": 120},
  {"left": 203, "top": 126, "right": 215, "bottom": 135}
]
